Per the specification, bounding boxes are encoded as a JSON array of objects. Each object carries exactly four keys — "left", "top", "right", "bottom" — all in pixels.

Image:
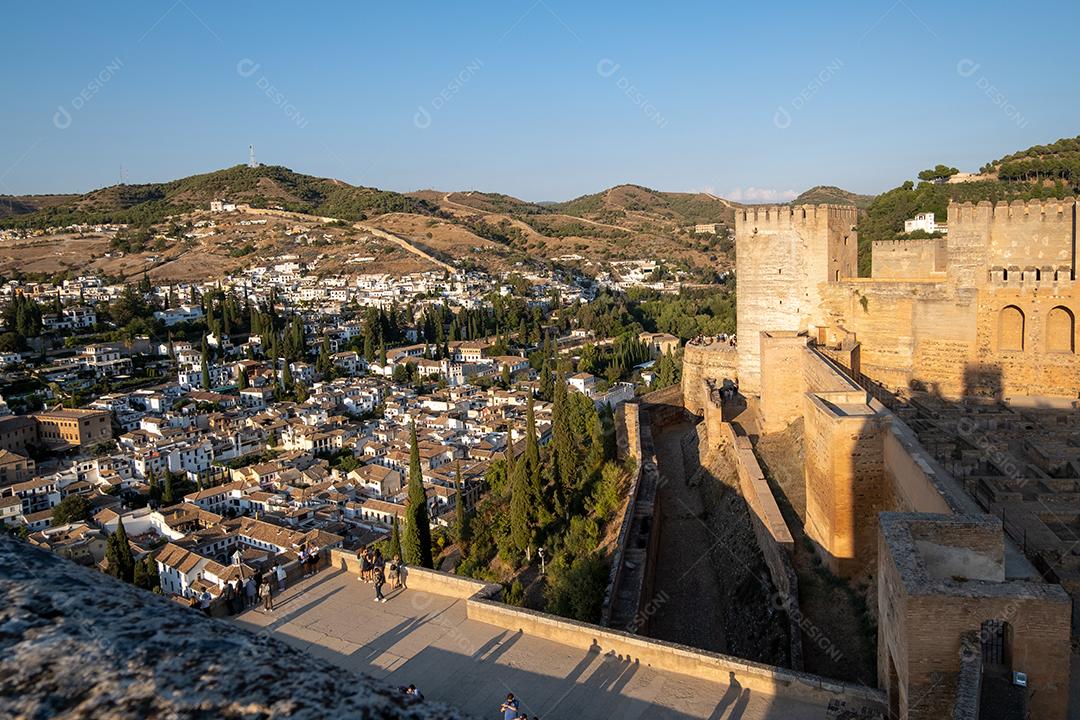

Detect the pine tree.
[{"left": 401, "top": 422, "right": 433, "bottom": 568}]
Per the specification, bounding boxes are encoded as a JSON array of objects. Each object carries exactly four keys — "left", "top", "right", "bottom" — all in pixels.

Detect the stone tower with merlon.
[{"left": 734, "top": 204, "right": 858, "bottom": 394}]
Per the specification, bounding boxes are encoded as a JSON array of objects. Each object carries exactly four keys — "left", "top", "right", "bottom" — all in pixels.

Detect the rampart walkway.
[{"left": 234, "top": 567, "right": 857, "bottom": 719}]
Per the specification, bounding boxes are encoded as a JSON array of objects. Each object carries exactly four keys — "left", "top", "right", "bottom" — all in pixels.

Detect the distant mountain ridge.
[
  {"left": 0, "top": 165, "right": 435, "bottom": 228},
  {"left": 791, "top": 185, "right": 874, "bottom": 210}
]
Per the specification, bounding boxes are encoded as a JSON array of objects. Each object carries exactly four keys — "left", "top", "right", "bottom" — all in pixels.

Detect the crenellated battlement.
[
  {"left": 948, "top": 198, "right": 1077, "bottom": 226},
  {"left": 987, "top": 265, "right": 1074, "bottom": 289},
  {"left": 737, "top": 203, "right": 858, "bottom": 230}
]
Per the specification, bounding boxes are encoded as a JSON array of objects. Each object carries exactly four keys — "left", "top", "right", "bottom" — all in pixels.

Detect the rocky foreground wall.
[{"left": 0, "top": 537, "right": 467, "bottom": 720}]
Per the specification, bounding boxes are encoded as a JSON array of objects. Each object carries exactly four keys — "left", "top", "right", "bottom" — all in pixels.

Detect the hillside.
[
  {"left": 410, "top": 184, "right": 738, "bottom": 278},
  {"left": 982, "top": 135, "right": 1080, "bottom": 183},
  {"left": 0, "top": 165, "right": 436, "bottom": 229},
  {"left": 792, "top": 185, "right": 874, "bottom": 210},
  {"left": 856, "top": 134, "right": 1080, "bottom": 275},
  {"left": 550, "top": 184, "right": 738, "bottom": 227},
  {"left": 0, "top": 194, "right": 79, "bottom": 219}
]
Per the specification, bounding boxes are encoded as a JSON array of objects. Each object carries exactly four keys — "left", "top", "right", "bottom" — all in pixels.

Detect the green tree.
[
  {"left": 549, "top": 373, "right": 576, "bottom": 507},
  {"left": 51, "top": 494, "right": 91, "bottom": 526},
  {"left": 524, "top": 396, "right": 540, "bottom": 476},
  {"left": 133, "top": 555, "right": 161, "bottom": 592},
  {"left": 401, "top": 422, "right": 434, "bottom": 568},
  {"left": 509, "top": 455, "right": 532, "bottom": 559},
  {"left": 454, "top": 461, "right": 469, "bottom": 548},
  {"left": 316, "top": 335, "right": 331, "bottom": 377},
  {"left": 105, "top": 517, "right": 136, "bottom": 583},
  {"left": 162, "top": 473, "right": 176, "bottom": 506},
  {"left": 654, "top": 349, "right": 677, "bottom": 389},
  {"left": 147, "top": 468, "right": 161, "bottom": 507},
  {"left": 388, "top": 515, "right": 403, "bottom": 560},
  {"left": 544, "top": 552, "right": 608, "bottom": 622},
  {"left": 200, "top": 340, "right": 211, "bottom": 389},
  {"left": 917, "top": 164, "right": 960, "bottom": 182}
]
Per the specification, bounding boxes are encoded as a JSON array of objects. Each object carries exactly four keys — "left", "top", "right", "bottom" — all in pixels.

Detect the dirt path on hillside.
[{"left": 645, "top": 422, "right": 790, "bottom": 666}]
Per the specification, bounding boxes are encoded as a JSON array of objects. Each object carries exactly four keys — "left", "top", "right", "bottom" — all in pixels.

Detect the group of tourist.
[
  {"left": 186, "top": 544, "right": 327, "bottom": 616},
  {"left": 298, "top": 543, "right": 321, "bottom": 578},
  {"left": 356, "top": 545, "right": 403, "bottom": 603},
  {"left": 399, "top": 687, "right": 538, "bottom": 718}
]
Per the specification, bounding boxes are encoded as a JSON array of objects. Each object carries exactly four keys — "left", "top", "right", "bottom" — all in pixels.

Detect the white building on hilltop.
[{"left": 903, "top": 212, "right": 947, "bottom": 235}]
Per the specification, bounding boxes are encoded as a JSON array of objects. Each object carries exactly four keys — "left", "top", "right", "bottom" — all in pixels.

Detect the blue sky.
[{"left": 1, "top": 1, "right": 1077, "bottom": 201}]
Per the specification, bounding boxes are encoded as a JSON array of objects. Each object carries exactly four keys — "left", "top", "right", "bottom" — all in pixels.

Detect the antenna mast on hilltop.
[{"left": 248, "top": 145, "right": 257, "bottom": 168}]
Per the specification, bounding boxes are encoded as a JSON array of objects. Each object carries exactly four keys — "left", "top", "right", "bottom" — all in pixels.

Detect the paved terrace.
[{"left": 234, "top": 563, "right": 878, "bottom": 719}]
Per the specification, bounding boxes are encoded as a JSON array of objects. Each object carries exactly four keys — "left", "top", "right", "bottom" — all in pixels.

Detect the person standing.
[
  {"left": 387, "top": 555, "right": 400, "bottom": 590},
  {"left": 260, "top": 580, "right": 274, "bottom": 612},
  {"left": 197, "top": 590, "right": 212, "bottom": 616},
  {"left": 372, "top": 562, "right": 386, "bottom": 603},
  {"left": 222, "top": 580, "right": 235, "bottom": 615},
  {"left": 244, "top": 576, "right": 256, "bottom": 609},
  {"left": 276, "top": 563, "right": 287, "bottom": 593},
  {"left": 500, "top": 693, "right": 520, "bottom": 720},
  {"left": 360, "top": 546, "right": 372, "bottom": 582},
  {"left": 372, "top": 547, "right": 383, "bottom": 577}
]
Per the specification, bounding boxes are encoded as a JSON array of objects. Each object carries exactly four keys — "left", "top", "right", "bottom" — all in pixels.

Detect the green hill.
[
  {"left": 856, "top": 134, "right": 1080, "bottom": 275},
  {"left": 0, "top": 165, "right": 436, "bottom": 229},
  {"left": 792, "top": 185, "right": 874, "bottom": 210},
  {"left": 551, "top": 184, "right": 736, "bottom": 226}
]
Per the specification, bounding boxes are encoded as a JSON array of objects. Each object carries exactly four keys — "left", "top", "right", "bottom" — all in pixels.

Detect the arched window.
[
  {"left": 999, "top": 306, "right": 1025, "bottom": 352},
  {"left": 1047, "top": 306, "right": 1075, "bottom": 354}
]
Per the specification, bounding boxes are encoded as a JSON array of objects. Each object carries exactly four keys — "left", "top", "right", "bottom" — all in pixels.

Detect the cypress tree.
[
  {"left": 509, "top": 455, "right": 531, "bottom": 559},
  {"left": 106, "top": 517, "right": 136, "bottom": 583},
  {"left": 551, "top": 372, "right": 576, "bottom": 496},
  {"left": 317, "top": 336, "right": 331, "bottom": 377},
  {"left": 401, "top": 423, "right": 433, "bottom": 568},
  {"left": 147, "top": 468, "right": 161, "bottom": 507},
  {"left": 282, "top": 361, "right": 293, "bottom": 394},
  {"left": 389, "top": 515, "right": 403, "bottom": 559},
  {"left": 200, "top": 337, "right": 211, "bottom": 389},
  {"left": 162, "top": 473, "right": 176, "bottom": 506},
  {"left": 454, "top": 461, "right": 469, "bottom": 547},
  {"left": 524, "top": 396, "right": 540, "bottom": 476}
]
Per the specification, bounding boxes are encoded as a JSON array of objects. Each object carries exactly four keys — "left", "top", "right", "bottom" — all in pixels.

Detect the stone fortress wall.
[
  {"left": 732, "top": 204, "right": 859, "bottom": 394},
  {"left": 677, "top": 198, "right": 1080, "bottom": 719},
  {"left": 826, "top": 199, "right": 1077, "bottom": 400},
  {"left": 684, "top": 198, "right": 1079, "bottom": 402}
]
